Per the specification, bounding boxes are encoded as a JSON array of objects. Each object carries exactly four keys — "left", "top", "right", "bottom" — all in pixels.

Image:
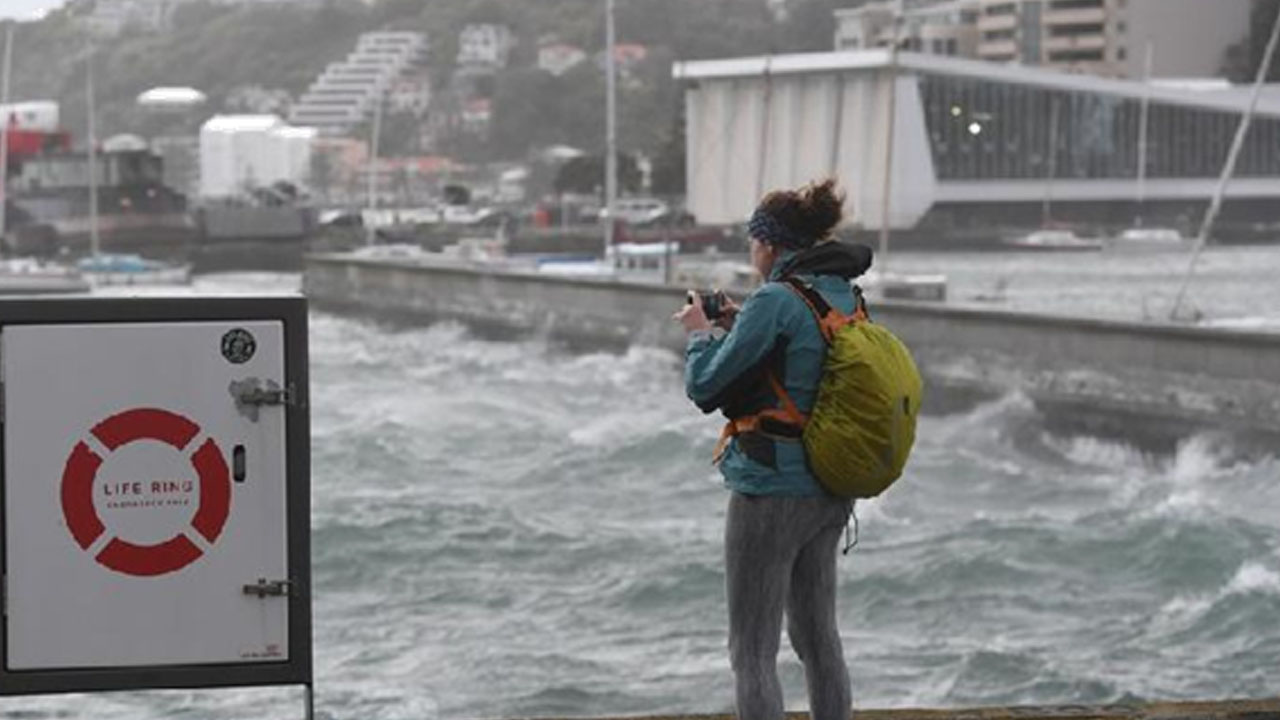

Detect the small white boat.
[
  {"left": 350, "top": 243, "right": 428, "bottom": 260},
  {"left": 0, "top": 257, "right": 91, "bottom": 294},
  {"left": 535, "top": 256, "right": 615, "bottom": 277},
  {"left": 77, "top": 253, "right": 192, "bottom": 287},
  {"left": 1004, "top": 229, "right": 1104, "bottom": 252},
  {"left": 1110, "top": 226, "right": 1192, "bottom": 250},
  {"left": 859, "top": 269, "right": 948, "bottom": 302}
]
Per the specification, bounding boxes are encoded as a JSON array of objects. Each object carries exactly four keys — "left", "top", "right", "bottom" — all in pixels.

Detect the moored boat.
[
  {"left": 1004, "top": 229, "right": 1105, "bottom": 252},
  {"left": 0, "top": 256, "right": 90, "bottom": 294},
  {"left": 77, "top": 252, "right": 191, "bottom": 287}
]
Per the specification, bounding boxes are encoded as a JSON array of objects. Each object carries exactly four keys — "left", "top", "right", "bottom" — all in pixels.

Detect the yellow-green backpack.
[{"left": 784, "top": 278, "right": 922, "bottom": 499}]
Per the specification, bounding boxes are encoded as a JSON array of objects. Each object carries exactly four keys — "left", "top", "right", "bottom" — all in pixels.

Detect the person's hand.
[
  {"left": 672, "top": 291, "right": 712, "bottom": 333},
  {"left": 715, "top": 297, "right": 741, "bottom": 331}
]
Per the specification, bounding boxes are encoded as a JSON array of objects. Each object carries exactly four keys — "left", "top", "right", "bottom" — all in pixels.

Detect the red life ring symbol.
[{"left": 60, "top": 408, "right": 232, "bottom": 577}]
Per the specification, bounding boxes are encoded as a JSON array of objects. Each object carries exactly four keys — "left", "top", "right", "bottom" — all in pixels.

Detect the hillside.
[{"left": 3, "top": 0, "right": 856, "bottom": 166}]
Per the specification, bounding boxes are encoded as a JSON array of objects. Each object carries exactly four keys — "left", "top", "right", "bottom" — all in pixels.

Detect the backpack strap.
[
  {"left": 781, "top": 277, "right": 865, "bottom": 345},
  {"left": 712, "top": 380, "right": 807, "bottom": 465}
]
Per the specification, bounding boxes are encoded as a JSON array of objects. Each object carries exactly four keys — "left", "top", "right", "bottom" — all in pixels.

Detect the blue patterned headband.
[{"left": 748, "top": 208, "right": 812, "bottom": 250}]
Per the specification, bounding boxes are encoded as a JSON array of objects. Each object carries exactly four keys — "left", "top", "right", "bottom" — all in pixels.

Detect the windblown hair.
[{"left": 756, "top": 178, "right": 846, "bottom": 248}]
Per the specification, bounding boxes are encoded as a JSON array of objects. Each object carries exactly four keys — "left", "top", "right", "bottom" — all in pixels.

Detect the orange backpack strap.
[
  {"left": 712, "top": 371, "right": 808, "bottom": 465},
  {"left": 781, "top": 277, "right": 863, "bottom": 344},
  {"left": 765, "top": 372, "right": 805, "bottom": 426}
]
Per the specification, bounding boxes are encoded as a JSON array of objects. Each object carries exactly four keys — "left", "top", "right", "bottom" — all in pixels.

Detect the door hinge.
[{"left": 243, "top": 578, "right": 291, "bottom": 598}]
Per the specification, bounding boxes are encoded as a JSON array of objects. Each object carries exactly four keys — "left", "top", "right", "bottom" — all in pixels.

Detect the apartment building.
[
  {"left": 976, "top": 0, "right": 1251, "bottom": 78},
  {"left": 288, "top": 31, "right": 429, "bottom": 136},
  {"left": 538, "top": 42, "right": 587, "bottom": 77},
  {"left": 457, "top": 24, "right": 515, "bottom": 70},
  {"left": 835, "top": 0, "right": 981, "bottom": 57}
]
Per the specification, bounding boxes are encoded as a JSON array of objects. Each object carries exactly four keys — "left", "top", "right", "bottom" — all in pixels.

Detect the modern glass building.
[{"left": 673, "top": 51, "right": 1280, "bottom": 244}]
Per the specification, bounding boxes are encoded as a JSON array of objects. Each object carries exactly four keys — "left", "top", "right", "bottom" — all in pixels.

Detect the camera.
[{"left": 689, "top": 290, "right": 728, "bottom": 321}]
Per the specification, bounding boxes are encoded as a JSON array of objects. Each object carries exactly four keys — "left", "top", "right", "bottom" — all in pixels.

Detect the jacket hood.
[{"left": 770, "top": 241, "right": 873, "bottom": 281}]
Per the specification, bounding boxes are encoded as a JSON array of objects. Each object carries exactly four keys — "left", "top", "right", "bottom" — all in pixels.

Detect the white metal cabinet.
[{"left": 3, "top": 321, "right": 289, "bottom": 670}]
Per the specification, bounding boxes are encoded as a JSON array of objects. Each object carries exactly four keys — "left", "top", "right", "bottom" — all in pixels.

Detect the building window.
[
  {"left": 919, "top": 73, "right": 1280, "bottom": 182},
  {"left": 1049, "top": 23, "right": 1105, "bottom": 37},
  {"left": 1049, "top": 0, "right": 1104, "bottom": 9}
]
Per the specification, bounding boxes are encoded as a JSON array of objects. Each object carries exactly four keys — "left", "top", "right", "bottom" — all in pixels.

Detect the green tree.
[
  {"left": 309, "top": 149, "right": 334, "bottom": 202},
  {"left": 554, "top": 152, "right": 641, "bottom": 195},
  {"left": 1224, "top": 0, "right": 1280, "bottom": 81},
  {"left": 650, "top": 100, "right": 686, "bottom": 197}
]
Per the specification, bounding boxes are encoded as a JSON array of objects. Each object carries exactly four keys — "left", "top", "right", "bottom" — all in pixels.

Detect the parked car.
[{"left": 602, "top": 198, "right": 696, "bottom": 228}]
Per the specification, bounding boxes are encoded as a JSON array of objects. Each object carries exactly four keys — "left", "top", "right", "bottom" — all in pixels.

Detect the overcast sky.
[{"left": 0, "top": 0, "right": 67, "bottom": 21}]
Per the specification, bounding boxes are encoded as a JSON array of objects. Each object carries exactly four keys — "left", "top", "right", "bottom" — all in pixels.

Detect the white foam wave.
[
  {"left": 1154, "top": 560, "right": 1280, "bottom": 634},
  {"left": 1053, "top": 435, "right": 1155, "bottom": 472},
  {"left": 567, "top": 407, "right": 690, "bottom": 448},
  {"left": 849, "top": 493, "right": 913, "bottom": 528},
  {"left": 1225, "top": 561, "right": 1280, "bottom": 595},
  {"left": 1167, "top": 434, "right": 1232, "bottom": 484},
  {"left": 1121, "top": 434, "right": 1248, "bottom": 521},
  {"left": 924, "top": 391, "right": 1034, "bottom": 446}
]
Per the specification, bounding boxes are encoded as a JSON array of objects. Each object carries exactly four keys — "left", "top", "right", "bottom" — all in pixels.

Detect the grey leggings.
[{"left": 725, "top": 492, "right": 851, "bottom": 720}]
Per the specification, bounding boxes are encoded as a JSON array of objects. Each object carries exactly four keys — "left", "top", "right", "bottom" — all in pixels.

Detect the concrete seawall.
[
  {"left": 303, "top": 254, "right": 1280, "bottom": 448},
  {"left": 522, "top": 699, "right": 1280, "bottom": 720}
]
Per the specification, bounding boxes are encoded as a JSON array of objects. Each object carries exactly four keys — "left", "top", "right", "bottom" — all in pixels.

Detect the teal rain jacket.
[{"left": 684, "top": 241, "right": 873, "bottom": 497}]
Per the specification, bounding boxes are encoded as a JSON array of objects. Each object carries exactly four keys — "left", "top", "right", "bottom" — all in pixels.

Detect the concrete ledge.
[
  {"left": 510, "top": 698, "right": 1280, "bottom": 720},
  {"left": 303, "top": 254, "right": 1280, "bottom": 443}
]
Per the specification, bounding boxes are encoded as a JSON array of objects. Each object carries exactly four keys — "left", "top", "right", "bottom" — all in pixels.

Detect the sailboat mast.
[
  {"left": 366, "top": 84, "right": 383, "bottom": 246},
  {"left": 604, "top": 0, "right": 617, "bottom": 258},
  {"left": 1134, "top": 41, "right": 1153, "bottom": 226},
  {"left": 756, "top": 56, "right": 773, "bottom": 200},
  {"left": 1042, "top": 96, "right": 1059, "bottom": 227},
  {"left": 86, "top": 45, "right": 99, "bottom": 258},
  {"left": 1170, "top": 5, "right": 1280, "bottom": 320},
  {"left": 878, "top": 0, "right": 903, "bottom": 273},
  {"left": 0, "top": 23, "right": 13, "bottom": 241}
]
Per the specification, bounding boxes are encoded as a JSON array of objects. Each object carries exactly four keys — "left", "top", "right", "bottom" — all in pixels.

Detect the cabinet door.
[{"left": 3, "top": 321, "right": 289, "bottom": 670}]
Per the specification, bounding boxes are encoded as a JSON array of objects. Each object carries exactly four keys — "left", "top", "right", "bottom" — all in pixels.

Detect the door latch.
[
  {"left": 230, "top": 378, "right": 294, "bottom": 421},
  {"left": 243, "top": 578, "right": 290, "bottom": 598}
]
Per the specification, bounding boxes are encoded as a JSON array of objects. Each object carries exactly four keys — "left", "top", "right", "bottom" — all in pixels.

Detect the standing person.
[{"left": 673, "top": 179, "right": 872, "bottom": 720}]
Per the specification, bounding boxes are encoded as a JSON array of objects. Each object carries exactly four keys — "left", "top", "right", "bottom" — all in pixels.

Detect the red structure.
[{"left": 5, "top": 128, "right": 72, "bottom": 161}]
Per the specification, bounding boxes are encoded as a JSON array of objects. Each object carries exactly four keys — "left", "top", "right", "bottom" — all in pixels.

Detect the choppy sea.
[{"left": 4, "top": 247, "right": 1280, "bottom": 719}]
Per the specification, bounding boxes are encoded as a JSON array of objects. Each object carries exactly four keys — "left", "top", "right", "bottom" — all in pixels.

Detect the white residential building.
[
  {"left": 388, "top": 75, "right": 432, "bottom": 117},
  {"left": 835, "top": 0, "right": 980, "bottom": 56},
  {"left": 538, "top": 43, "right": 587, "bottom": 76},
  {"left": 837, "top": 0, "right": 1252, "bottom": 79},
  {"left": 459, "top": 98, "right": 492, "bottom": 135},
  {"left": 457, "top": 24, "right": 514, "bottom": 69},
  {"left": 975, "top": 0, "right": 1251, "bottom": 78},
  {"left": 83, "top": 0, "right": 173, "bottom": 36},
  {"left": 199, "top": 115, "right": 317, "bottom": 199},
  {"left": 288, "top": 31, "right": 429, "bottom": 135}
]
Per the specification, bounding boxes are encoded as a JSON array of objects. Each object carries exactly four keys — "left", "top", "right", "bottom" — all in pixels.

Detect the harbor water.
[{"left": 4, "top": 247, "right": 1280, "bottom": 719}]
